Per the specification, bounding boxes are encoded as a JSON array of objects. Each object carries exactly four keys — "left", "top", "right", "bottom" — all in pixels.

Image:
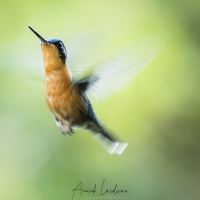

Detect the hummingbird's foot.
[
  {"left": 61, "top": 126, "right": 74, "bottom": 136},
  {"left": 54, "top": 117, "right": 75, "bottom": 136},
  {"left": 69, "top": 127, "right": 74, "bottom": 135}
]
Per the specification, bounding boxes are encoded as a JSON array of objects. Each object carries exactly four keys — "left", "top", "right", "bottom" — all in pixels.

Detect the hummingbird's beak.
[{"left": 28, "top": 26, "right": 48, "bottom": 43}]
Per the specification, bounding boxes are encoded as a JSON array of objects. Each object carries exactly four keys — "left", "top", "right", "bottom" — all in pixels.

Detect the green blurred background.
[{"left": 1, "top": 0, "right": 200, "bottom": 199}]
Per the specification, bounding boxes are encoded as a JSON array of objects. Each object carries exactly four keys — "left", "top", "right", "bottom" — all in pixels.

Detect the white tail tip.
[{"left": 93, "top": 134, "right": 128, "bottom": 155}]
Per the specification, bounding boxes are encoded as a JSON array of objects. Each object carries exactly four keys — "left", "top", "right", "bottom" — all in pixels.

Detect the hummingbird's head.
[
  {"left": 45, "top": 38, "right": 67, "bottom": 63},
  {"left": 28, "top": 26, "right": 67, "bottom": 72}
]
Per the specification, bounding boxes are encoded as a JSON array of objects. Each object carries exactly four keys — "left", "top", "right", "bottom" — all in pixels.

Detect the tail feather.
[
  {"left": 93, "top": 134, "right": 128, "bottom": 155},
  {"left": 86, "top": 120, "right": 128, "bottom": 155}
]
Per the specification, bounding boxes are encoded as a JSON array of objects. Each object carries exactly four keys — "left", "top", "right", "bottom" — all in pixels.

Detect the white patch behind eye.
[{"left": 64, "top": 47, "right": 67, "bottom": 54}]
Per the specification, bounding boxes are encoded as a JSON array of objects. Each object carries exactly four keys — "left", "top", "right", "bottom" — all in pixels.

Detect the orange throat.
[{"left": 41, "top": 43, "right": 69, "bottom": 74}]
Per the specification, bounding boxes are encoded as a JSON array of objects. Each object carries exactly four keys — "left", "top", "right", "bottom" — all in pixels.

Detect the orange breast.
[
  {"left": 45, "top": 67, "right": 86, "bottom": 125},
  {"left": 45, "top": 67, "right": 71, "bottom": 112}
]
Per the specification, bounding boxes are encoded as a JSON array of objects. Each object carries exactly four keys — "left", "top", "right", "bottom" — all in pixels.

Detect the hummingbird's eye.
[
  {"left": 57, "top": 42, "right": 63, "bottom": 48},
  {"left": 54, "top": 40, "right": 67, "bottom": 63}
]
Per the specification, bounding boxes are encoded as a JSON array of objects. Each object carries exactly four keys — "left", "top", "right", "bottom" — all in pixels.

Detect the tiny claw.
[
  {"left": 69, "top": 127, "right": 75, "bottom": 136},
  {"left": 61, "top": 127, "right": 75, "bottom": 136},
  {"left": 61, "top": 131, "right": 69, "bottom": 136}
]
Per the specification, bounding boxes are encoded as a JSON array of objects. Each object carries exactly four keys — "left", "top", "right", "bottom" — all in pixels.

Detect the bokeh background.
[{"left": 1, "top": 0, "right": 200, "bottom": 199}]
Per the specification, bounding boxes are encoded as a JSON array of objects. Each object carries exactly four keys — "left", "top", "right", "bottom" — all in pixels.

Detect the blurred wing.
[
  {"left": 66, "top": 32, "right": 171, "bottom": 102},
  {"left": 67, "top": 33, "right": 109, "bottom": 76},
  {"left": 89, "top": 33, "right": 170, "bottom": 101}
]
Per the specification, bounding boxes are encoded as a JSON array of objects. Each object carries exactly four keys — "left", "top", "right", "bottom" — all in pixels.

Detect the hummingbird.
[{"left": 28, "top": 26, "right": 166, "bottom": 154}]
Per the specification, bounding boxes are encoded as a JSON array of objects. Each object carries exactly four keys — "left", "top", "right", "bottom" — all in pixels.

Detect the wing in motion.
[{"left": 68, "top": 32, "right": 171, "bottom": 101}]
